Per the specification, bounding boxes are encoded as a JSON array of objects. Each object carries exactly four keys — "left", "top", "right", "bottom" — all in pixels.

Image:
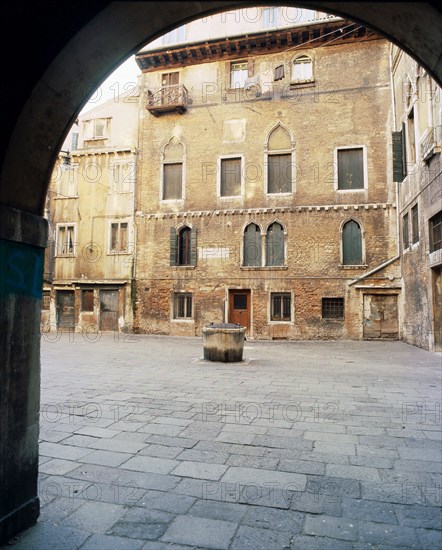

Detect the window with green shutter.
[
  {"left": 342, "top": 220, "right": 363, "bottom": 265},
  {"left": 243, "top": 223, "right": 262, "bottom": 266},
  {"left": 411, "top": 204, "right": 419, "bottom": 244},
  {"left": 337, "top": 148, "right": 364, "bottom": 190},
  {"left": 266, "top": 222, "right": 284, "bottom": 266},
  {"left": 268, "top": 154, "right": 292, "bottom": 193}
]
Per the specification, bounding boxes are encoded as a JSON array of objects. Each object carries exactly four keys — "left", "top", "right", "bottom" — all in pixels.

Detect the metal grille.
[
  {"left": 322, "top": 297, "right": 344, "bottom": 319},
  {"left": 174, "top": 293, "right": 192, "bottom": 319}
]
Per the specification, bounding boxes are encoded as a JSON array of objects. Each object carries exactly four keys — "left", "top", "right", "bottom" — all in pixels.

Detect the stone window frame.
[
  {"left": 241, "top": 219, "right": 288, "bottom": 269},
  {"left": 107, "top": 218, "right": 132, "bottom": 255},
  {"left": 160, "top": 136, "right": 186, "bottom": 204},
  {"left": 322, "top": 297, "right": 345, "bottom": 320},
  {"left": 55, "top": 222, "right": 77, "bottom": 257},
  {"left": 83, "top": 117, "right": 110, "bottom": 141},
  {"left": 334, "top": 145, "right": 368, "bottom": 192},
  {"left": 290, "top": 53, "right": 314, "bottom": 84},
  {"left": 264, "top": 122, "right": 296, "bottom": 197},
  {"left": 268, "top": 291, "right": 294, "bottom": 324},
  {"left": 171, "top": 291, "right": 193, "bottom": 321},
  {"left": 110, "top": 158, "right": 135, "bottom": 193},
  {"left": 217, "top": 154, "right": 245, "bottom": 199},
  {"left": 56, "top": 162, "right": 79, "bottom": 199},
  {"left": 339, "top": 217, "right": 366, "bottom": 268}
]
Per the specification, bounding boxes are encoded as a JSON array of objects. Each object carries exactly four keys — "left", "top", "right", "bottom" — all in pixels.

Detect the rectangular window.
[
  {"left": 271, "top": 293, "right": 291, "bottom": 321},
  {"left": 220, "top": 158, "right": 242, "bottom": 197},
  {"left": 112, "top": 161, "right": 134, "bottom": 192},
  {"left": 42, "top": 291, "right": 50, "bottom": 310},
  {"left": 173, "top": 293, "right": 192, "bottom": 319},
  {"left": 322, "top": 298, "right": 344, "bottom": 319},
  {"left": 411, "top": 204, "right": 419, "bottom": 244},
  {"left": 163, "top": 163, "right": 183, "bottom": 200},
  {"left": 231, "top": 61, "right": 248, "bottom": 89},
  {"left": 110, "top": 222, "right": 129, "bottom": 253},
  {"left": 84, "top": 118, "right": 108, "bottom": 140},
  {"left": 56, "top": 224, "right": 76, "bottom": 256},
  {"left": 403, "top": 212, "right": 410, "bottom": 250},
  {"left": 430, "top": 211, "right": 442, "bottom": 253},
  {"left": 58, "top": 165, "right": 78, "bottom": 197},
  {"left": 81, "top": 290, "right": 94, "bottom": 312},
  {"left": 162, "top": 26, "right": 186, "bottom": 45},
  {"left": 268, "top": 154, "right": 292, "bottom": 193},
  {"left": 337, "top": 148, "right": 364, "bottom": 190}
]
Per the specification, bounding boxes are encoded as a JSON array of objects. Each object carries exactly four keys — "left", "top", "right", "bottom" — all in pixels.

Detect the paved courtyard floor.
[{"left": 7, "top": 335, "right": 442, "bottom": 549}]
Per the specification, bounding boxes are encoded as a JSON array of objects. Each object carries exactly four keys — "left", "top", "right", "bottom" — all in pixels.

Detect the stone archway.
[{"left": 1, "top": 1, "right": 441, "bottom": 542}]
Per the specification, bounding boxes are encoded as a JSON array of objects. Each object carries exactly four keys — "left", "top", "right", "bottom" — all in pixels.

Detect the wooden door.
[
  {"left": 432, "top": 266, "right": 442, "bottom": 351},
  {"left": 56, "top": 290, "right": 75, "bottom": 330},
  {"left": 228, "top": 290, "right": 251, "bottom": 331},
  {"left": 100, "top": 290, "right": 119, "bottom": 331},
  {"left": 363, "top": 294, "right": 398, "bottom": 339}
]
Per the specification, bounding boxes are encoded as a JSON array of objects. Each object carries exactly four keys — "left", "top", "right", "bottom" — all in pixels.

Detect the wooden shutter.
[
  {"left": 392, "top": 131, "right": 404, "bottom": 182},
  {"left": 163, "top": 163, "right": 182, "bottom": 199},
  {"left": 225, "top": 61, "right": 231, "bottom": 88},
  {"left": 266, "top": 223, "right": 284, "bottom": 266},
  {"left": 268, "top": 154, "right": 291, "bottom": 193},
  {"left": 190, "top": 227, "right": 197, "bottom": 267},
  {"left": 170, "top": 227, "right": 177, "bottom": 266},
  {"left": 247, "top": 58, "right": 254, "bottom": 77},
  {"left": 243, "top": 224, "right": 262, "bottom": 266},
  {"left": 343, "top": 221, "right": 362, "bottom": 265},
  {"left": 338, "top": 149, "right": 363, "bottom": 190}
]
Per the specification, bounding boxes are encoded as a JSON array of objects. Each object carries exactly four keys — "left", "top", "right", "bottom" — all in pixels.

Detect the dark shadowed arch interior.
[{"left": 1, "top": 1, "right": 441, "bottom": 543}]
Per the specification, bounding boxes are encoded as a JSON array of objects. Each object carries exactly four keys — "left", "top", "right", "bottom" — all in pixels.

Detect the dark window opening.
[
  {"left": 411, "top": 204, "right": 419, "bottom": 244},
  {"left": 42, "top": 291, "right": 50, "bottom": 310},
  {"left": 271, "top": 293, "right": 291, "bottom": 321},
  {"left": 233, "top": 294, "right": 248, "bottom": 309},
  {"left": 322, "top": 298, "right": 344, "bottom": 319},
  {"left": 174, "top": 293, "right": 192, "bottom": 318},
  {"left": 81, "top": 289, "right": 94, "bottom": 312},
  {"left": 178, "top": 227, "right": 191, "bottom": 265},
  {"left": 403, "top": 212, "right": 410, "bottom": 250},
  {"left": 430, "top": 211, "right": 442, "bottom": 253}
]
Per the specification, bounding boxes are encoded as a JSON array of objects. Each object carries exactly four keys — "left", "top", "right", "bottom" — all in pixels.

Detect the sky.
[{"left": 81, "top": 56, "right": 141, "bottom": 114}]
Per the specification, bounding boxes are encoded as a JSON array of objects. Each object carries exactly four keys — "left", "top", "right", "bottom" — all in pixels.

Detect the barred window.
[
  {"left": 271, "top": 293, "right": 291, "bottom": 321},
  {"left": 322, "top": 298, "right": 344, "bottom": 319}
]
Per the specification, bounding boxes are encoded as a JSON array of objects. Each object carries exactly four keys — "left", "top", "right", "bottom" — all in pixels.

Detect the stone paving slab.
[{"left": 7, "top": 335, "right": 441, "bottom": 550}]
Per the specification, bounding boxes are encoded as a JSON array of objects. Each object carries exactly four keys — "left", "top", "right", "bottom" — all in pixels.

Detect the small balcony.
[
  {"left": 420, "top": 126, "right": 441, "bottom": 161},
  {"left": 146, "top": 84, "right": 189, "bottom": 116}
]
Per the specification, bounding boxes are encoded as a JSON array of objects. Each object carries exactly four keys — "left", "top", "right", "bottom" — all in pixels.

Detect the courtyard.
[{"left": 8, "top": 335, "right": 442, "bottom": 549}]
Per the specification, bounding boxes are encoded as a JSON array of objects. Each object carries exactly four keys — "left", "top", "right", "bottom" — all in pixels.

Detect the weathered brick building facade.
[
  {"left": 42, "top": 94, "right": 139, "bottom": 334},
  {"left": 392, "top": 45, "right": 442, "bottom": 351},
  {"left": 133, "top": 17, "right": 402, "bottom": 340}
]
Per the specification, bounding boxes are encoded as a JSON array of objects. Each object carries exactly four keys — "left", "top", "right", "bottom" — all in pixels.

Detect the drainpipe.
[{"left": 348, "top": 254, "right": 400, "bottom": 286}]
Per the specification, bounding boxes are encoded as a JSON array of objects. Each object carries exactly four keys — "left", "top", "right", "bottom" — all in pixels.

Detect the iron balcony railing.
[{"left": 147, "top": 84, "right": 188, "bottom": 115}]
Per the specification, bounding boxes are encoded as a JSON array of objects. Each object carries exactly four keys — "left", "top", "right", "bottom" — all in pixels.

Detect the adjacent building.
[
  {"left": 42, "top": 90, "right": 139, "bottom": 333},
  {"left": 391, "top": 45, "right": 442, "bottom": 351},
  {"left": 132, "top": 11, "right": 401, "bottom": 340}
]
